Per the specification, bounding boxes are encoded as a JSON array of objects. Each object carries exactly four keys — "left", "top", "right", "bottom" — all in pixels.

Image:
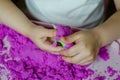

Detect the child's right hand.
[{"left": 27, "top": 25, "right": 63, "bottom": 52}]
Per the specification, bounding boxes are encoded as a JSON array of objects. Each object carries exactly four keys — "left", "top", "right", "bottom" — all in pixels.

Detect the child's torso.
[{"left": 26, "top": 0, "right": 105, "bottom": 28}]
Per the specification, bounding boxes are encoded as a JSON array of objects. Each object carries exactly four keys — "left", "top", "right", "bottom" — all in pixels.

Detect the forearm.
[
  {"left": 93, "top": 11, "right": 120, "bottom": 46},
  {"left": 0, "top": 0, "right": 35, "bottom": 36}
]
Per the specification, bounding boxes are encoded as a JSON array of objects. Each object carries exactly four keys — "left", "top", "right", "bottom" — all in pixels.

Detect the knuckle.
[
  {"left": 61, "top": 51, "right": 66, "bottom": 55},
  {"left": 65, "top": 50, "right": 72, "bottom": 56},
  {"left": 86, "top": 50, "right": 93, "bottom": 57},
  {"left": 68, "top": 50, "right": 74, "bottom": 56},
  {"left": 89, "top": 56, "right": 94, "bottom": 60},
  {"left": 72, "top": 59, "right": 79, "bottom": 64},
  {"left": 70, "top": 58, "right": 76, "bottom": 63},
  {"left": 62, "top": 51, "right": 70, "bottom": 56},
  {"left": 82, "top": 44, "right": 87, "bottom": 48},
  {"left": 93, "top": 56, "right": 96, "bottom": 61},
  {"left": 65, "top": 58, "right": 71, "bottom": 63},
  {"left": 67, "top": 58, "right": 74, "bottom": 63},
  {"left": 89, "top": 55, "right": 96, "bottom": 62},
  {"left": 86, "top": 52, "right": 91, "bottom": 57},
  {"left": 89, "top": 52, "right": 96, "bottom": 60}
]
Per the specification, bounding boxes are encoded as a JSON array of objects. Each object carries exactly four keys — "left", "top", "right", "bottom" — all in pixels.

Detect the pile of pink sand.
[{"left": 0, "top": 23, "right": 113, "bottom": 80}]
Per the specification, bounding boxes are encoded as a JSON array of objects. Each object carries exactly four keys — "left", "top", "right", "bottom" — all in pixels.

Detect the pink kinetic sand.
[
  {"left": 0, "top": 23, "right": 119, "bottom": 80},
  {"left": 52, "top": 24, "right": 73, "bottom": 49}
]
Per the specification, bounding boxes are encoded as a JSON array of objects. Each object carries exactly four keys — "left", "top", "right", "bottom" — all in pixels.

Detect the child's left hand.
[{"left": 60, "top": 30, "right": 102, "bottom": 65}]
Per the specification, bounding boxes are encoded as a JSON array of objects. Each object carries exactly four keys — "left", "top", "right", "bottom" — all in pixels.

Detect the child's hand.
[
  {"left": 28, "top": 25, "right": 63, "bottom": 52},
  {"left": 60, "top": 30, "right": 102, "bottom": 65}
]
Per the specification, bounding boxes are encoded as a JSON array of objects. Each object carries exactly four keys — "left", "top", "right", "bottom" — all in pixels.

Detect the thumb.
[
  {"left": 43, "top": 29, "right": 57, "bottom": 37},
  {"left": 61, "top": 32, "right": 79, "bottom": 43}
]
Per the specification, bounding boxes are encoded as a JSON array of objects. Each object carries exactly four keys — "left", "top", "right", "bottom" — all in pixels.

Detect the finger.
[
  {"left": 63, "top": 51, "right": 90, "bottom": 64},
  {"left": 60, "top": 44, "right": 80, "bottom": 57},
  {"left": 62, "top": 56, "right": 74, "bottom": 63},
  {"left": 62, "top": 56, "right": 93, "bottom": 65},
  {"left": 42, "top": 43, "right": 63, "bottom": 52},
  {"left": 37, "top": 40, "right": 63, "bottom": 52},
  {"left": 60, "top": 32, "right": 80, "bottom": 44},
  {"left": 79, "top": 60, "right": 94, "bottom": 66},
  {"left": 61, "top": 52, "right": 82, "bottom": 63},
  {"left": 75, "top": 50, "right": 94, "bottom": 63},
  {"left": 45, "top": 39, "right": 64, "bottom": 51},
  {"left": 42, "top": 29, "right": 57, "bottom": 37},
  {"left": 78, "top": 56, "right": 94, "bottom": 65}
]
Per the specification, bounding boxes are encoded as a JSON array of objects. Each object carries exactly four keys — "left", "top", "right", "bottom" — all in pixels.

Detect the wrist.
[
  {"left": 91, "top": 25, "right": 113, "bottom": 47},
  {"left": 23, "top": 23, "right": 36, "bottom": 38},
  {"left": 90, "top": 27, "right": 104, "bottom": 47}
]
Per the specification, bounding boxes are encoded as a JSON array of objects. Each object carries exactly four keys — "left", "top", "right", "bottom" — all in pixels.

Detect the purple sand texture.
[{"left": 0, "top": 24, "right": 111, "bottom": 80}]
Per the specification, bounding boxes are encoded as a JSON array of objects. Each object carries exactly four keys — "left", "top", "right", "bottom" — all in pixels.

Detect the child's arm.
[
  {"left": 0, "top": 0, "right": 62, "bottom": 52},
  {"left": 60, "top": 0, "right": 120, "bottom": 65},
  {"left": 92, "top": 0, "right": 120, "bottom": 46},
  {"left": 0, "top": 0, "right": 34, "bottom": 36}
]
